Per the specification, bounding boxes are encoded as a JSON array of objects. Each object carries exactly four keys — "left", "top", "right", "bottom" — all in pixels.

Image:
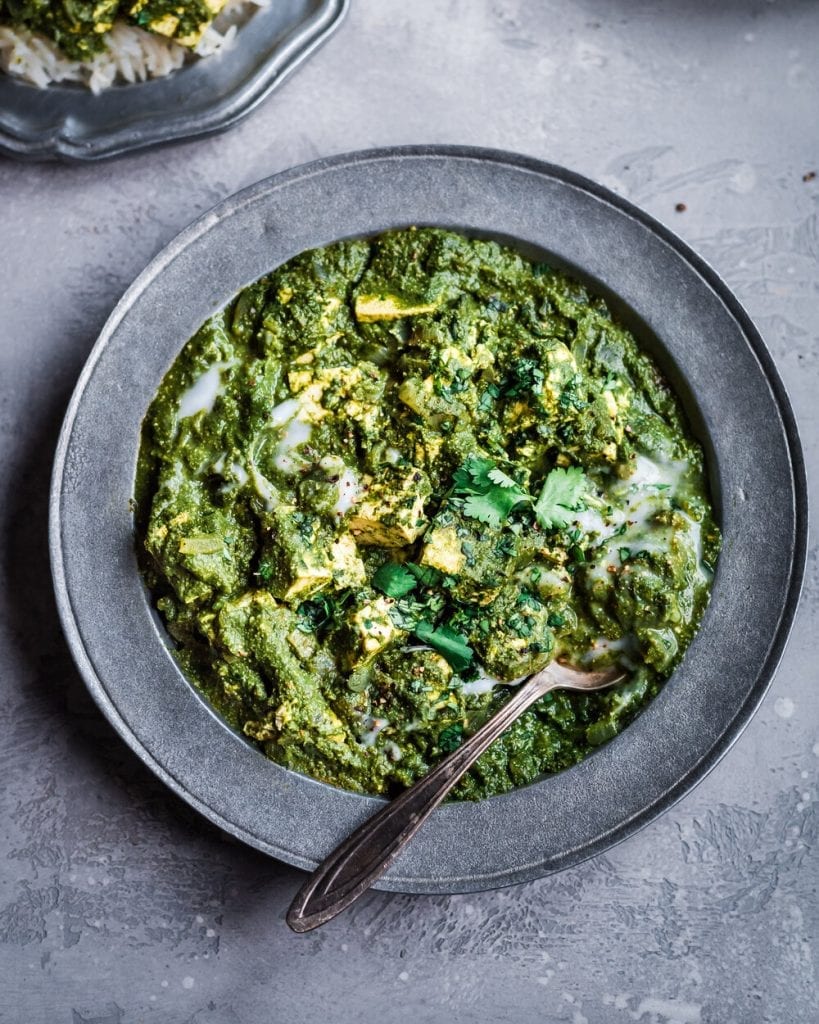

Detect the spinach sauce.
[{"left": 137, "top": 228, "right": 720, "bottom": 800}]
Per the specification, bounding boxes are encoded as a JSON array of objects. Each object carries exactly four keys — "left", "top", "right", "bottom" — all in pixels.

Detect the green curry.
[
  {"left": 137, "top": 228, "right": 720, "bottom": 800},
  {"left": 0, "top": 0, "right": 227, "bottom": 59}
]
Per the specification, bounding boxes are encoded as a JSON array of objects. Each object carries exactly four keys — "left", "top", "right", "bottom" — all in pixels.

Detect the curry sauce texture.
[{"left": 137, "top": 228, "right": 720, "bottom": 799}]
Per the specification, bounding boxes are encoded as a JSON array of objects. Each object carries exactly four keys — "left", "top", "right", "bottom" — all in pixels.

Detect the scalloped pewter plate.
[
  {"left": 0, "top": 0, "right": 348, "bottom": 161},
  {"left": 50, "top": 147, "right": 807, "bottom": 894}
]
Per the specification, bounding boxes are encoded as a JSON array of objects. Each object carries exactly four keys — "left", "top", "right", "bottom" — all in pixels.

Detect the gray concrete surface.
[{"left": 0, "top": 1, "right": 816, "bottom": 1020}]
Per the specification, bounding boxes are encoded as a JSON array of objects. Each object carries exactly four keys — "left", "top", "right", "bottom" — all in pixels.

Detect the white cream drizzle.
[
  {"left": 270, "top": 398, "right": 301, "bottom": 426},
  {"left": 581, "top": 634, "right": 638, "bottom": 664},
  {"left": 230, "top": 461, "right": 249, "bottom": 486},
  {"left": 178, "top": 362, "right": 232, "bottom": 419},
  {"left": 274, "top": 418, "right": 312, "bottom": 473},
  {"left": 579, "top": 453, "right": 711, "bottom": 586},
  {"left": 334, "top": 467, "right": 362, "bottom": 517},
  {"left": 461, "top": 669, "right": 528, "bottom": 696},
  {"left": 358, "top": 715, "right": 390, "bottom": 747}
]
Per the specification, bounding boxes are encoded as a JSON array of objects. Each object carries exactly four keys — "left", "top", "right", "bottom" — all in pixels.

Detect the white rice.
[{"left": 0, "top": 0, "right": 268, "bottom": 93}]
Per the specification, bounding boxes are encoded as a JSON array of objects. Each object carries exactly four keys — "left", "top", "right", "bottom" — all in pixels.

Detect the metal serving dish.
[
  {"left": 0, "top": 0, "right": 348, "bottom": 161},
  {"left": 49, "top": 147, "right": 807, "bottom": 894}
]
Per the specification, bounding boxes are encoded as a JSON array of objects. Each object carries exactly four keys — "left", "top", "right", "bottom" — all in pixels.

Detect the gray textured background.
[{"left": 0, "top": 1, "right": 817, "bottom": 1021}]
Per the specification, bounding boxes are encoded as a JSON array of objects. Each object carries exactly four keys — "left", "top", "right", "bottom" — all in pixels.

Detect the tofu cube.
[
  {"left": 259, "top": 506, "right": 332, "bottom": 602},
  {"left": 342, "top": 597, "right": 403, "bottom": 669},
  {"left": 419, "top": 508, "right": 519, "bottom": 605},
  {"left": 354, "top": 294, "right": 439, "bottom": 322},
  {"left": 330, "top": 533, "right": 367, "bottom": 589},
  {"left": 419, "top": 524, "right": 465, "bottom": 575},
  {"left": 348, "top": 466, "right": 431, "bottom": 547}
]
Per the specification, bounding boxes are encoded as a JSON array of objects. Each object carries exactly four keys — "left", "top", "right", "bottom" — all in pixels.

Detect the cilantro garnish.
[
  {"left": 372, "top": 562, "right": 417, "bottom": 598},
  {"left": 373, "top": 561, "right": 444, "bottom": 599},
  {"left": 478, "top": 383, "right": 500, "bottom": 414},
  {"left": 296, "top": 595, "right": 334, "bottom": 635},
  {"left": 453, "top": 456, "right": 530, "bottom": 529},
  {"left": 558, "top": 373, "right": 586, "bottom": 411},
  {"left": 413, "top": 621, "right": 474, "bottom": 672},
  {"left": 533, "top": 466, "right": 588, "bottom": 530},
  {"left": 406, "top": 563, "right": 443, "bottom": 588},
  {"left": 501, "top": 357, "right": 545, "bottom": 399},
  {"left": 438, "top": 722, "right": 465, "bottom": 752}
]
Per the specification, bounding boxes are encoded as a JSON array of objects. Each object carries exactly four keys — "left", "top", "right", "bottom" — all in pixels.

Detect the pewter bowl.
[
  {"left": 49, "top": 147, "right": 807, "bottom": 893},
  {"left": 0, "top": 0, "right": 348, "bottom": 161}
]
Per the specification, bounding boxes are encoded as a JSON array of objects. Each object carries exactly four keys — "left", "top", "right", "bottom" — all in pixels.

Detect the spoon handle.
[{"left": 286, "top": 668, "right": 555, "bottom": 932}]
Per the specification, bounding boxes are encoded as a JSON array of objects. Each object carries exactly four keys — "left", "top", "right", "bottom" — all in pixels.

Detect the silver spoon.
[{"left": 287, "top": 659, "right": 626, "bottom": 932}]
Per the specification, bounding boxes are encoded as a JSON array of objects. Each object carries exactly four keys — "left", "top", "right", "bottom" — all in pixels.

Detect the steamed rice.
[{"left": 0, "top": 0, "right": 267, "bottom": 93}]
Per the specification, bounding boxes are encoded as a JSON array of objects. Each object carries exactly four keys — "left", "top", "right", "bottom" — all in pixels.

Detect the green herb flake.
[
  {"left": 372, "top": 563, "right": 417, "bottom": 598},
  {"left": 438, "top": 722, "right": 465, "bottom": 753},
  {"left": 296, "top": 595, "right": 334, "bottom": 635},
  {"left": 568, "top": 544, "right": 586, "bottom": 564},
  {"left": 533, "top": 466, "right": 588, "bottom": 530},
  {"left": 406, "top": 562, "right": 443, "bottom": 588},
  {"left": 453, "top": 455, "right": 530, "bottom": 530},
  {"left": 414, "top": 620, "right": 474, "bottom": 672},
  {"left": 501, "top": 357, "right": 545, "bottom": 399}
]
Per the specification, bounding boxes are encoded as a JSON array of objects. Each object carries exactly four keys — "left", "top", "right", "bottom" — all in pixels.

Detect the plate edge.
[{"left": 48, "top": 145, "right": 809, "bottom": 893}]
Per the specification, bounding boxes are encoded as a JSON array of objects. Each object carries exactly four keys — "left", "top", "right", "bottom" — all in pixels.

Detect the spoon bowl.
[{"left": 287, "top": 660, "right": 626, "bottom": 932}]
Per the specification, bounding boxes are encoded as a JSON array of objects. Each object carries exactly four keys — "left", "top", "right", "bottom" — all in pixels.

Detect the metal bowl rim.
[{"left": 49, "top": 145, "right": 808, "bottom": 892}]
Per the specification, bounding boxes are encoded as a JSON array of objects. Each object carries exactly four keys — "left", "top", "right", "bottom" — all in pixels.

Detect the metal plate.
[
  {"left": 49, "top": 147, "right": 807, "bottom": 894},
  {"left": 0, "top": 0, "right": 348, "bottom": 161}
]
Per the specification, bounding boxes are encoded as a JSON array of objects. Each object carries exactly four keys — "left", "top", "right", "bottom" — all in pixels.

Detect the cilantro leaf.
[
  {"left": 372, "top": 563, "right": 417, "bottom": 598},
  {"left": 296, "top": 595, "right": 335, "bottom": 635},
  {"left": 414, "top": 620, "right": 474, "bottom": 672},
  {"left": 438, "top": 722, "right": 464, "bottom": 752},
  {"left": 452, "top": 455, "right": 496, "bottom": 492},
  {"left": 387, "top": 596, "right": 427, "bottom": 631},
  {"left": 533, "top": 466, "right": 588, "bottom": 529},
  {"left": 487, "top": 466, "right": 519, "bottom": 489},
  {"left": 453, "top": 456, "right": 530, "bottom": 529},
  {"left": 462, "top": 490, "right": 524, "bottom": 529},
  {"left": 406, "top": 562, "right": 443, "bottom": 588}
]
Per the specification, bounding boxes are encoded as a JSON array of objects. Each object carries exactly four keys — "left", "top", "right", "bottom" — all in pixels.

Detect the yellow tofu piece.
[
  {"left": 287, "top": 628, "right": 317, "bottom": 663},
  {"left": 147, "top": 13, "right": 179, "bottom": 37},
  {"left": 260, "top": 506, "right": 333, "bottom": 603},
  {"left": 348, "top": 467, "right": 431, "bottom": 547},
  {"left": 603, "top": 389, "right": 618, "bottom": 419},
  {"left": 542, "top": 344, "right": 579, "bottom": 410},
  {"left": 397, "top": 376, "right": 434, "bottom": 416},
  {"left": 439, "top": 345, "right": 473, "bottom": 372},
  {"left": 505, "top": 399, "right": 538, "bottom": 430},
  {"left": 330, "top": 534, "right": 367, "bottom": 589},
  {"left": 355, "top": 294, "right": 439, "bottom": 322},
  {"left": 288, "top": 369, "right": 314, "bottom": 393},
  {"left": 343, "top": 597, "right": 403, "bottom": 669},
  {"left": 419, "top": 524, "right": 465, "bottom": 575},
  {"left": 414, "top": 434, "right": 444, "bottom": 472}
]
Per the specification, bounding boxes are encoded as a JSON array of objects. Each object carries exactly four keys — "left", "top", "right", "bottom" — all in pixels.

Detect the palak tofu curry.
[{"left": 136, "top": 228, "right": 720, "bottom": 800}]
